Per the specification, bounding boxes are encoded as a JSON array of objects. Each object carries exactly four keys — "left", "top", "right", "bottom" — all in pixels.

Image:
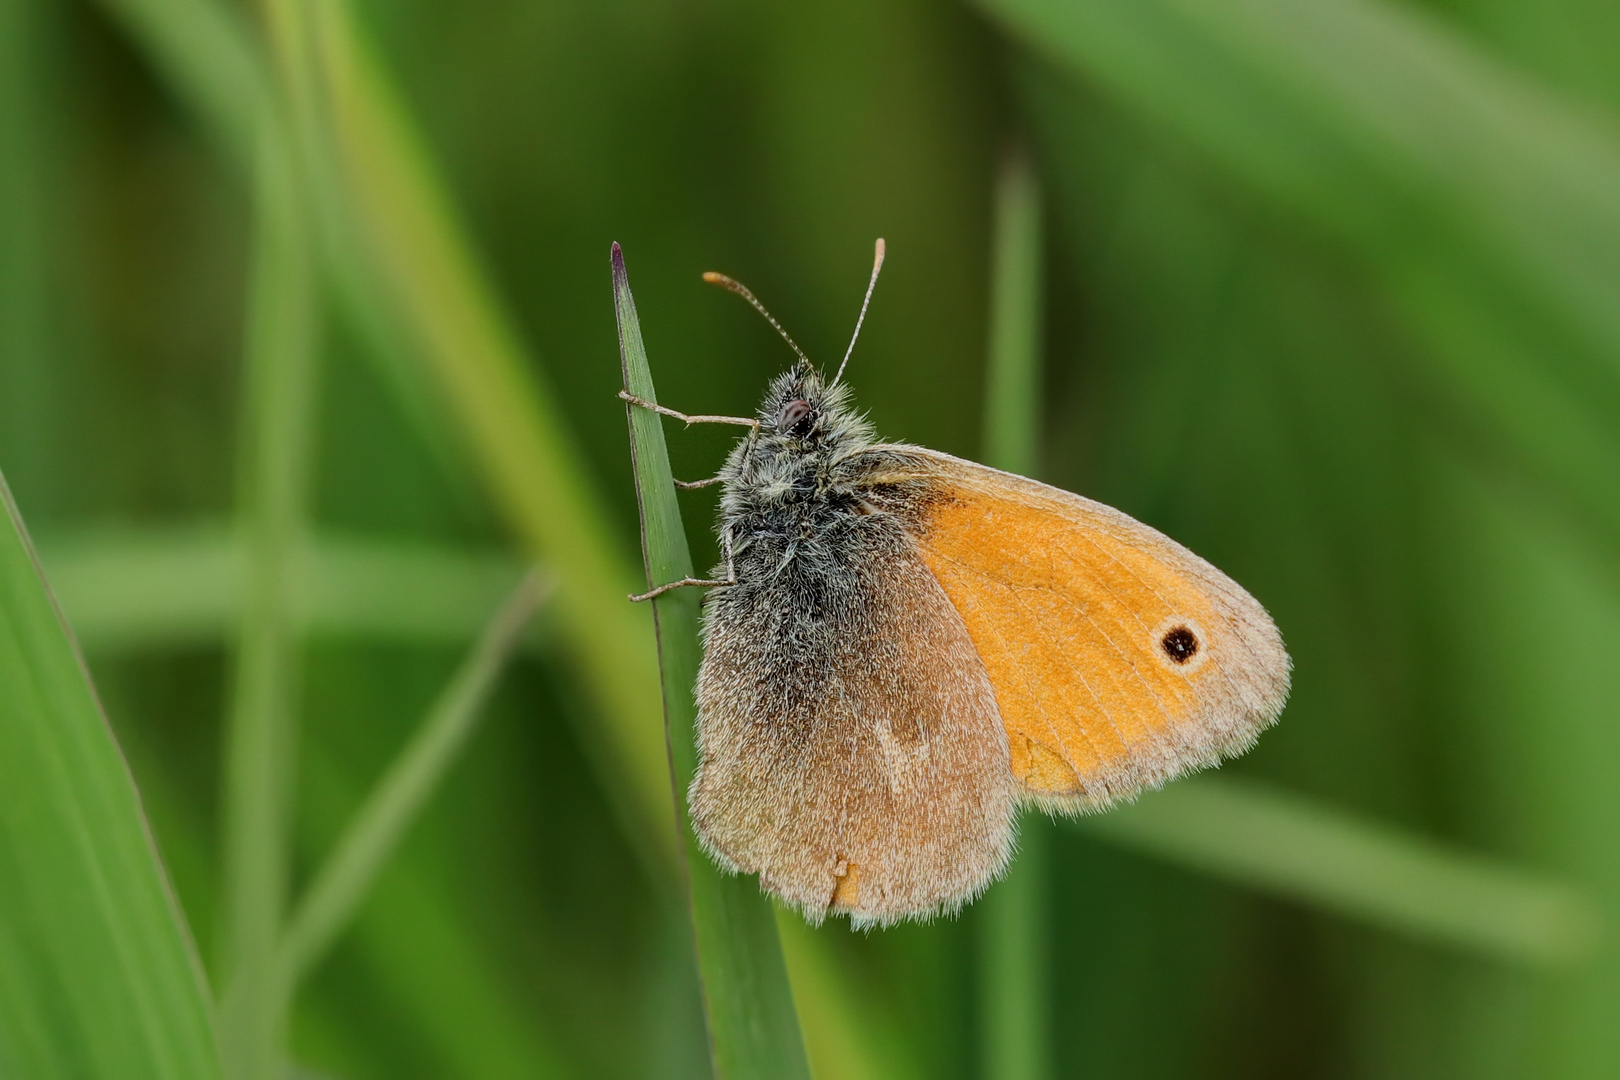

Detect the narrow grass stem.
[
  {"left": 982, "top": 151, "right": 1044, "bottom": 483},
  {"left": 218, "top": 119, "right": 318, "bottom": 1080},
  {"left": 981, "top": 824, "right": 1051, "bottom": 1080},
  {"left": 978, "top": 151, "right": 1051, "bottom": 1080},
  {"left": 279, "top": 571, "right": 549, "bottom": 984}
]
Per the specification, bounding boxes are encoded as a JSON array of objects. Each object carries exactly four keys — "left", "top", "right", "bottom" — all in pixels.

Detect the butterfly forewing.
[{"left": 900, "top": 451, "right": 1291, "bottom": 811}]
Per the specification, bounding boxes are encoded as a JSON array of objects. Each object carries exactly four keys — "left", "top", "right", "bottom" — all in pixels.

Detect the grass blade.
[
  {"left": 1078, "top": 776, "right": 1603, "bottom": 967},
  {"left": 977, "top": 151, "right": 1051, "bottom": 1080},
  {"left": 41, "top": 528, "right": 530, "bottom": 652},
  {"left": 217, "top": 122, "right": 318, "bottom": 1080},
  {"left": 0, "top": 468, "right": 220, "bottom": 1079},
  {"left": 613, "top": 243, "right": 811, "bottom": 1080},
  {"left": 280, "top": 571, "right": 548, "bottom": 984}
]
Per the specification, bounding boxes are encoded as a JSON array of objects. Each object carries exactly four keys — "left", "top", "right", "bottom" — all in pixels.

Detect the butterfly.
[{"left": 623, "top": 241, "right": 1290, "bottom": 926}]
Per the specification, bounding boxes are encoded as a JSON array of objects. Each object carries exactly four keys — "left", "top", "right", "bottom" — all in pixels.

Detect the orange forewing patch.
[{"left": 912, "top": 472, "right": 1231, "bottom": 806}]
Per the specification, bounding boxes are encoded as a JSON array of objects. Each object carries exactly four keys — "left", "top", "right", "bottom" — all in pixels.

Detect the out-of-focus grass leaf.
[
  {"left": 777, "top": 916, "right": 922, "bottom": 1080},
  {"left": 95, "top": 0, "right": 264, "bottom": 169},
  {"left": 976, "top": 151, "right": 1051, "bottom": 1080},
  {"left": 217, "top": 121, "right": 318, "bottom": 1080},
  {"left": 304, "top": 0, "right": 676, "bottom": 868},
  {"left": 0, "top": 469, "right": 221, "bottom": 1079},
  {"left": 1078, "top": 776, "right": 1602, "bottom": 967},
  {"left": 981, "top": 153, "right": 1044, "bottom": 483},
  {"left": 42, "top": 528, "right": 529, "bottom": 651},
  {"left": 281, "top": 571, "right": 548, "bottom": 984},
  {"left": 979, "top": 0, "right": 1620, "bottom": 547},
  {"left": 614, "top": 243, "right": 810, "bottom": 1080}
]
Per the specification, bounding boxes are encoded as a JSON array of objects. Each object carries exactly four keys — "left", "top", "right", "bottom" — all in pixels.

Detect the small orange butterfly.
[{"left": 625, "top": 241, "right": 1290, "bottom": 926}]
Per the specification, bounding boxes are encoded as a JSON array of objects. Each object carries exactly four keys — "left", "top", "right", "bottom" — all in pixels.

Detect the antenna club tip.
[
  {"left": 701, "top": 271, "right": 724, "bottom": 283},
  {"left": 875, "top": 238, "right": 886, "bottom": 258}
]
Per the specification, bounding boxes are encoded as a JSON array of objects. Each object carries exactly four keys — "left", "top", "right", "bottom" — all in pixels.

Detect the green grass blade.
[
  {"left": 1078, "top": 776, "right": 1602, "bottom": 967},
  {"left": 613, "top": 243, "right": 811, "bottom": 1080},
  {"left": 280, "top": 571, "right": 548, "bottom": 984},
  {"left": 41, "top": 528, "right": 530, "bottom": 652},
  {"left": 977, "top": 152, "right": 1051, "bottom": 1080},
  {"left": 218, "top": 123, "right": 319, "bottom": 1080},
  {"left": 0, "top": 469, "right": 221, "bottom": 1079},
  {"left": 979, "top": 830, "right": 1049, "bottom": 1080}
]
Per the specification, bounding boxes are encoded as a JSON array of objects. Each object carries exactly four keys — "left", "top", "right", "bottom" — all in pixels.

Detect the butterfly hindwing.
[{"left": 690, "top": 507, "right": 1018, "bottom": 926}]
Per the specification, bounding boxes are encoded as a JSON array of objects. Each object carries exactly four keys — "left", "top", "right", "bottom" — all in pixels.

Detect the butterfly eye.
[
  {"left": 781, "top": 398, "right": 815, "bottom": 436},
  {"left": 1160, "top": 625, "right": 1199, "bottom": 665}
]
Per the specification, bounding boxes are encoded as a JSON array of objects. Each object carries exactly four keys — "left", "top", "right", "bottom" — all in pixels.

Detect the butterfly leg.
[
  {"left": 629, "top": 576, "right": 731, "bottom": 603},
  {"left": 674, "top": 475, "right": 724, "bottom": 489},
  {"left": 619, "top": 390, "right": 759, "bottom": 432},
  {"left": 628, "top": 525, "right": 740, "bottom": 603}
]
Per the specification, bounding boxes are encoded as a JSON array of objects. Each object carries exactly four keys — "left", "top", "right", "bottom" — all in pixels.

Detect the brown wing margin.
[{"left": 899, "top": 449, "right": 1291, "bottom": 811}]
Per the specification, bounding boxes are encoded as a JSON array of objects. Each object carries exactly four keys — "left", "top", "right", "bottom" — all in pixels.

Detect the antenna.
[
  {"left": 702, "top": 271, "right": 813, "bottom": 369},
  {"left": 832, "top": 238, "right": 885, "bottom": 386}
]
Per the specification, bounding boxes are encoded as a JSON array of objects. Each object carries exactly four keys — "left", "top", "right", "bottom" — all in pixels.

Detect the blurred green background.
[{"left": 3, "top": 0, "right": 1619, "bottom": 1076}]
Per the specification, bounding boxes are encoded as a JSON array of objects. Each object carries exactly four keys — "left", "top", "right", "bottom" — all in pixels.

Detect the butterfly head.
[
  {"left": 755, "top": 360, "right": 871, "bottom": 455},
  {"left": 706, "top": 239, "right": 886, "bottom": 461}
]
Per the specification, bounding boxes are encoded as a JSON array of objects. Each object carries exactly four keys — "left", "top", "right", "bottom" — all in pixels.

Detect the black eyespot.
[
  {"left": 781, "top": 398, "right": 815, "bottom": 437},
  {"left": 1160, "top": 625, "right": 1199, "bottom": 664}
]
